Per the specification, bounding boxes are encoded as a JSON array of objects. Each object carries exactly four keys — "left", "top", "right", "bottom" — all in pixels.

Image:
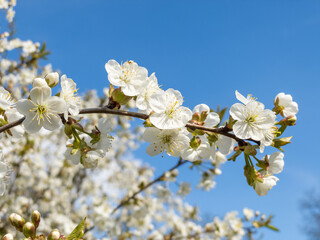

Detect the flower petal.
[
  {"left": 47, "top": 96, "right": 67, "bottom": 113},
  {"left": 42, "top": 113, "right": 62, "bottom": 131},
  {"left": 30, "top": 86, "right": 51, "bottom": 103}
]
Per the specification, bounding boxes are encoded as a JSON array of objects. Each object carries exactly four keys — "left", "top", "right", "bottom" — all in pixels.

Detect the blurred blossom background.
[{"left": 11, "top": 1, "right": 320, "bottom": 239}]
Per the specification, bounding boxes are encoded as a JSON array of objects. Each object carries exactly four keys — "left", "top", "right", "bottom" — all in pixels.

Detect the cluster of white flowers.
[
  {"left": 105, "top": 60, "right": 298, "bottom": 196},
  {"left": 0, "top": 3, "right": 295, "bottom": 239},
  {"left": 228, "top": 91, "right": 297, "bottom": 195},
  {"left": 0, "top": 0, "right": 16, "bottom": 22}
]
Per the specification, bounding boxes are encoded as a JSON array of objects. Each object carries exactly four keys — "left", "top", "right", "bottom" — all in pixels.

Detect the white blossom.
[
  {"left": 181, "top": 141, "right": 211, "bottom": 162},
  {"left": 235, "top": 90, "right": 256, "bottom": 105},
  {"left": 16, "top": 86, "right": 66, "bottom": 133},
  {"left": 259, "top": 127, "right": 277, "bottom": 153},
  {"left": 266, "top": 152, "right": 284, "bottom": 175},
  {"left": 136, "top": 73, "right": 163, "bottom": 114},
  {"left": 6, "top": 7, "right": 15, "bottom": 22},
  {"left": 22, "top": 40, "right": 37, "bottom": 55},
  {"left": 243, "top": 208, "right": 254, "bottom": 220},
  {"left": 149, "top": 88, "right": 192, "bottom": 129},
  {"left": 143, "top": 127, "right": 189, "bottom": 157},
  {"left": 45, "top": 72, "right": 59, "bottom": 88},
  {"left": 192, "top": 104, "right": 220, "bottom": 127},
  {"left": 60, "top": 74, "right": 81, "bottom": 120},
  {"left": 94, "top": 118, "right": 113, "bottom": 152},
  {"left": 0, "top": 87, "right": 14, "bottom": 110},
  {"left": 274, "top": 92, "right": 298, "bottom": 117},
  {"left": 254, "top": 175, "right": 279, "bottom": 196},
  {"left": 82, "top": 150, "right": 102, "bottom": 168},
  {"left": 33, "top": 78, "right": 49, "bottom": 88},
  {"left": 0, "top": 0, "right": 8, "bottom": 9},
  {"left": 105, "top": 60, "right": 148, "bottom": 96},
  {"left": 230, "top": 99, "right": 276, "bottom": 141}
]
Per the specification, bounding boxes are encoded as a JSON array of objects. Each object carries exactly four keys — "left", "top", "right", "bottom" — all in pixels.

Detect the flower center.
[
  {"left": 165, "top": 100, "right": 179, "bottom": 118},
  {"left": 120, "top": 64, "right": 136, "bottom": 83},
  {"left": 30, "top": 103, "right": 52, "bottom": 125},
  {"left": 162, "top": 135, "right": 172, "bottom": 144},
  {"left": 245, "top": 114, "right": 257, "bottom": 125}
]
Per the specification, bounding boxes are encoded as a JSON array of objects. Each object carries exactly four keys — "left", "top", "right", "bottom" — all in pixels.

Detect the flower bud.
[
  {"left": 31, "top": 210, "right": 41, "bottom": 228},
  {"left": 111, "top": 88, "right": 132, "bottom": 106},
  {"left": 279, "top": 115, "right": 296, "bottom": 126},
  {"left": 272, "top": 136, "right": 292, "bottom": 148},
  {"left": 213, "top": 168, "right": 222, "bottom": 175},
  {"left": 22, "top": 222, "right": 36, "bottom": 238},
  {"left": 47, "top": 229, "right": 60, "bottom": 240},
  {"left": 32, "top": 78, "right": 48, "bottom": 88},
  {"left": 191, "top": 112, "right": 200, "bottom": 122},
  {"left": 45, "top": 72, "right": 59, "bottom": 88},
  {"left": 283, "top": 115, "right": 297, "bottom": 126},
  {"left": 244, "top": 145, "right": 257, "bottom": 156},
  {"left": 9, "top": 213, "right": 25, "bottom": 232},
  {"left": 2, "top": 233, "right": 13, "bottom": 240},
  {"left": 190, "top": 136, "right": 201, "bottom": 149}
]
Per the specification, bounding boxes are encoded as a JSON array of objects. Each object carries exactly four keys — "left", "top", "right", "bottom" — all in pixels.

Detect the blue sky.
[{"left": 12, "top": 0, "right": 320, "bottom": 239}]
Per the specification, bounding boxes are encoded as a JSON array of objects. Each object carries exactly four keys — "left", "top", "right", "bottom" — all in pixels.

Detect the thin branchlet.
[{"left": 0, "top": 107, "right": 259, "bottom": 146}]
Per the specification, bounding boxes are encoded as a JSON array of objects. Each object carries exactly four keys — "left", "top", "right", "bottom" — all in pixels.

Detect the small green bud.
[
  {"left": 190, "top": 136, "right": 201, "bottom": 149},
  {"left": 272, "top": 105, "right": 284, "bottom": 116},
  {"left": 283, "top": 115, "right": 297, "bottom": 126},
  {"left": 45, "top": 72, "right": 59, "bottom": 88},
  {"left": 252, "top": 220, "right": 262, "bottom": 228},
  {"left": 111, "top": 88, "right": 132, "bottom": 105},
  {"left": 2, "top": 233, "right": 13, "bottom": 240},
  {"left": 272, "top": 136, "right": 292, "bottom": 148},
  {"left": 47, "top": 229, "right": 61, "bottom": 240},
  {"left": 286, "top": 116, "right": 297, "bottom": 126},
  {"left": 31, "top": 210, "right": 41, "bottom": 228},
  {"left": 22, "top": 222, "right": 36, "bottom": 238},
  {"left": 206, "top": 133, "right": 218, "bottom": 145},
  {"left": 9, "top": 213, "right": 25, "bottom": 232},
  {"left": 143, "top": 118, "right": 154, "bottom": 127},
  {"left": 64, "top": 124, "right": 73, "bottom": 138},
  {"left": 72, "top": 122, "right": 84, "bottom": 132},
  {"left": 244, "top": 144, "right": 257, "bottom": 156}
]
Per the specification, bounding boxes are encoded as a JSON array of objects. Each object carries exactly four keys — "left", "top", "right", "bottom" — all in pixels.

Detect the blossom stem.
[{"left": 111, "top": 159, "right": 188, "bottom": 215}]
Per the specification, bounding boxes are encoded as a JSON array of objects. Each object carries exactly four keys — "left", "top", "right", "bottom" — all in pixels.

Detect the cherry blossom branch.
[
  {"left": 0, "top": 116, "right": 25, "bottom": 134},
  {"left": 111, "top": 158, "right": 188, "bottom": 215},
  {"left": 0, "top": 107, "right": 258, "bottom": 146}
]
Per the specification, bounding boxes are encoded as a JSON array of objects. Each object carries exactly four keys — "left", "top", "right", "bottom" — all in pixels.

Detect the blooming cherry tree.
[{"left": 0, "top": 2, "right": 299, "bottom": 239}]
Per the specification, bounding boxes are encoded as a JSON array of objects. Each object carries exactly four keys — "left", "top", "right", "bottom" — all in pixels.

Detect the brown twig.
[
  {"left": 0, "top": 107, "right": 257, "bottom": 146},
  {"left": 111, "top": 159, "right": 188, "bottom": 215}
]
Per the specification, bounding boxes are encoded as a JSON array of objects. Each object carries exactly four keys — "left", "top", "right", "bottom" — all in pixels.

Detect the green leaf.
[
  {"left": 266, "top": 224, "right": 279, "bottom": 232},
  {"left": 66, "top": 218, "right": 86, "bottom": 240},
  {"left": 40, "top": 42, "right": 46, "bottom": 52}
]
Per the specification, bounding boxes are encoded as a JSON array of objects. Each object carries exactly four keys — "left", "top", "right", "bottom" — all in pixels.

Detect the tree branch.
[
  {"left": 0, "top": 107, "right": 257, "bottom": 145},
  {"left": 111, "top": 159, "right": 188, "bottom": 215}
]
